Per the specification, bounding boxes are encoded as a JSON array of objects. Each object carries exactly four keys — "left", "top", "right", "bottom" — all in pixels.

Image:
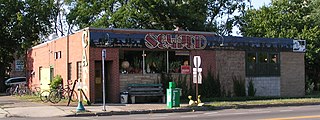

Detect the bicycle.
[
  {"left": 5, "top": 85, "right": 18, "bottom": 95},
  {"left": 31, "top": 86, "right": 41, "bottom": 96},
  {"left": 40, "top": 89, "right": 50, "bottom": 103},
  {"left": 49, "top": 84, "right": 78, "bottom": 104}
]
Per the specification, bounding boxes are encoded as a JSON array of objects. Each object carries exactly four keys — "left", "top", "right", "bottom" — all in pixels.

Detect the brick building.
[{"left": 26, "top": 27, "right": 306, "bottom": 103}]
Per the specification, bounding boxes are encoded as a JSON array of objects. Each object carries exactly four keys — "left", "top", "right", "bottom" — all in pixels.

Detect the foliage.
[
  {"left": 132, "top": 57, "right": 141, "bottom": 68},
  {"left": 199, "top": 68, "right": 221, "bottom": 98},
  {"left": 240, "top": 0, "right": 320, "bottom": 91},
  {"left": 160, "top": 73, "right": 173, "bottom": 91},
  {"left": 0, "top": 0, "right": 56, "bottom": 91},
  {"left": 233, "top": 76, "right": 246, "bottom": 97},
  {"left": 146, "top": 52, "right": 165, "bottom": 73},
  {"left": 50, "top": 75, "right": 63, "bottom": 89},
  {"left": 176, "top": 74, "right": 191, "bottom": 99},
  {"left": 64, "top": 0, "right": 250, "bottom": 34},
  {"left": 169, "top": 61, "right": 181, "bottom": 73},
  {"left": 247, "top": 79, "right": 256, "bottom": 97}
]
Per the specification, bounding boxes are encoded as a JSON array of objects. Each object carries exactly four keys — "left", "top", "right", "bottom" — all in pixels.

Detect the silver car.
[{"left": 5, "top": 77, "right": 26, "bottom": 86}]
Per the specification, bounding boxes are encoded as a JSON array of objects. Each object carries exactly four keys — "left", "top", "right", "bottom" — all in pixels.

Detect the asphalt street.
[{"left": 2, "top": 105, "right": 320, "bottom": 120}]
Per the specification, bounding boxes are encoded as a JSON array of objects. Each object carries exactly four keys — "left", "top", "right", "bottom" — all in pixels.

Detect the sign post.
[
  {"left": 102, "top": 49, "right": 106, "bottom": 111},
  {"left": 193, "top": 56, "right": 202, "bottom": 101}
]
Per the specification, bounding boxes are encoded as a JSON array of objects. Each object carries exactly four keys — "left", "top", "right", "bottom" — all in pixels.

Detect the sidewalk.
[{"left": 0, "top": 95, "right": 192, "bottom": 118}]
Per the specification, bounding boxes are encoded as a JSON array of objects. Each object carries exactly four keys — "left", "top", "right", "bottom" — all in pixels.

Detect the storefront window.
[
  {"left": 119, "top": 50, "right": 189, "bottom": 74},
  {"left": 246, "top": 52, "right": 280, "bottom": 77},
  {"left": 247, "top": 53, "right": 256, "bottom": 63}
]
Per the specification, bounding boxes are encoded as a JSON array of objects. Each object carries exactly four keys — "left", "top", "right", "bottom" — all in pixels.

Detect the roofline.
[{"left": 86, "top": 27, "right": 218, "bottom": 35}]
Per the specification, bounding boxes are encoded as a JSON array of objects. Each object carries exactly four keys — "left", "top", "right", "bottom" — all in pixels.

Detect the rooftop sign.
[{"left": 145, "top": 34, "right": 207, "bottom": 50}]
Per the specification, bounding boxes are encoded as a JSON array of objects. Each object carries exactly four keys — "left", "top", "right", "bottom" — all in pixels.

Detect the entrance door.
[
  {"left": 40, "top": 67, "right": 52, "bottom": 90},
  {"left": 94, "top": 61, "right": 110, "bottom": 103}
]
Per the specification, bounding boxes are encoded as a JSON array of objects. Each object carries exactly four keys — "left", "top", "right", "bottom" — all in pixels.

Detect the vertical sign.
[
  {"left": 193, "top": 56, "right": 202, "bottom": 102},
  {"left": 102, "top": 49, "right": 106, "bottom": 111}
]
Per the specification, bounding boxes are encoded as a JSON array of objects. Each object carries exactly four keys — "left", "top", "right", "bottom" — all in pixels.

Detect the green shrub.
[
  {"left": 200, "top": 68, "right": 221, "bottom": 98},
  {"left": 50, "top": 75, "right": 63, "bottom": 89},
  {"left": 233, "top": 76, "right": 246, "bottom": 97},
  {"left": 176, "top": 74, "right": 190, "bottom": 98},
  {"left": 247, "top": 79, "right": 256, "bottom": 97}
]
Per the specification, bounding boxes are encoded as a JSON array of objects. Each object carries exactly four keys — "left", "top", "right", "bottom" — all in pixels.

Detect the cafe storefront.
[{"left": 27, "top": 27, "right": 306, "bottom": 103}]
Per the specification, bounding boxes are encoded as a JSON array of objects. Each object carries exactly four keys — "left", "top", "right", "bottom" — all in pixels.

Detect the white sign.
[
  {"left": 193, "top": 56, "right": 201, "bottom": 68},
  {"left": 193, "top": 68, "right": 202, "bottom": 84},
  {"left": 293, "top": 40, "right": 306, "bottom": 52},
  {"left": 193, "top": 71, "right": 202, "bottom": 84},
  {"left": 15, "top": 60, "right": 24, "bottom": 71},
  {"left": 193, "top": 68, "right": 202, "bottom": 72}
]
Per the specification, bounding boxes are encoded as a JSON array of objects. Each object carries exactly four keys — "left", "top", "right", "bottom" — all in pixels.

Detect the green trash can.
[{"left": 167, "top": 82, "right": 181, "bottom": 108}]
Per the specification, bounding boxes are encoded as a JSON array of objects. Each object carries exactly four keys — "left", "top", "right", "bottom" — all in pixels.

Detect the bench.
[{"left": 128, "top": 84, "right": 165, "bottom": 104}]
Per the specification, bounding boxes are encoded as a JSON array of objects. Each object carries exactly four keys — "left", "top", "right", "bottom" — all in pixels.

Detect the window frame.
[{"left": 246, "top": 52, "right": 280, "bottom": 77}]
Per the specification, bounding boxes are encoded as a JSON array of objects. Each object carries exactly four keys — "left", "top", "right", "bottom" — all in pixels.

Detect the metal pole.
[
  {"left": 167, "top": 51, "right": 169, "bottom": 73},
  {"left": 142, "top": 50, "right": 145, "bottom": 74},
  {"left": 196, "top": 59, "right": 198, "bottom": 101},
  {"left": 102, "top": 49, "right": 106, "bottom": 111}
]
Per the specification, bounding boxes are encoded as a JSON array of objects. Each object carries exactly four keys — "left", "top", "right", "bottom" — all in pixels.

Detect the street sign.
[
  {"left": 193, "top": 68, "right": 202, "bottom": 84},
  {"left": 193, "top": 56, "right": 201, "bottom": 68}
]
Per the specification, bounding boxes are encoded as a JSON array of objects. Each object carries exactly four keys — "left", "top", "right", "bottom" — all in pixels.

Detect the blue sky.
[
  {"left": 232, "top": 0, "right": 271, "bottom": 36},
  {"left": 252, "top": 0, "right": 271, "bottom": 9}
]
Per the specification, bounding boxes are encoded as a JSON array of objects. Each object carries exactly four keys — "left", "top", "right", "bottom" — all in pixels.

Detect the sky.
[
  {"left": 252, "top": 0, "right": 271, "bottom": 9},
  {"left": 231, "top": 0, "right": 271, "bottom": 36}
]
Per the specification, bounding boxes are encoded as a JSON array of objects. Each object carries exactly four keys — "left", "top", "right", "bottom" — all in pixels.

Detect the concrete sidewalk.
[{"left": 0, "top": 95, "right": 192, "bottom": 118}]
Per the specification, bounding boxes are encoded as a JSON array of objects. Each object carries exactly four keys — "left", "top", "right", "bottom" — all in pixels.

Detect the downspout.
[{"left": 66, "top": 32, "right": 70, "bottom": 85}]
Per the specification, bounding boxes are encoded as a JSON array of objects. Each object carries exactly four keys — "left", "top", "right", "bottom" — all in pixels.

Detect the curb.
[
  {"left": 65, "top": 103, "right": 320, "bottom": 117},
  {"left": 65, "top": 108, "right": 193, "bottom": 117}
]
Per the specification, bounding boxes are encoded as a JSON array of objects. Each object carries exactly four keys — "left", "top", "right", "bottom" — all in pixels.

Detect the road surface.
[{"left": 3, "top": 105, "right": 320, "bottom": 120}]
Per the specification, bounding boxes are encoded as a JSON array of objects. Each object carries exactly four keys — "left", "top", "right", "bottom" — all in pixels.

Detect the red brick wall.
[
  {"left": 27, "top": 31, "right": 84, "bottom": 94},
  {"left": 89, "top": 48, "right": 119, "bottom": 103},
  {"left": 189, "top": 50, "right": 216, "bottom": 82}
]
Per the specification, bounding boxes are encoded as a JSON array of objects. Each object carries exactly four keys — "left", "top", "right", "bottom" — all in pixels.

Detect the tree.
[
  {"left": 65, "top": 0, "right": 250, "bottom": 33},
  {"left": 239, "top": 0, "right": 320, "bottom": 91},
  {"left": 0, "top": 0, "right": 56, "bottom": 91}
]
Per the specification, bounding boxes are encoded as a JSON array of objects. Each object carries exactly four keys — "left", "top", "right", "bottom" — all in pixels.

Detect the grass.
[
  {"left": 206, "top": 98, "right": 320, "bottom": 107},
  {"left": 14, "top": 94, "right": 79, "bottom": 106},
  {"left": 15, "top": 93, "right": 320, "bottom": 108}
]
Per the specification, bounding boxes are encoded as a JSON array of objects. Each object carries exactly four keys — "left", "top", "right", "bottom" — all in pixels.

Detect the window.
[
  {"left": 76, "top": 61, "right": 82, "bottom": 80},
  {"left": 68, "top": 63, "right": 72, "bottom": 80},
  {"left": 247, "top": 53, "right": 256, "bottom": 63},
  {"left": 54, "top": 51, "right": 62, "bottom": 59},
  {"left": 119, "top": 50, "right": 189, "bottom": 74},
  {"left": 246, "top": 52, "right": 280, "bottom": 77}
]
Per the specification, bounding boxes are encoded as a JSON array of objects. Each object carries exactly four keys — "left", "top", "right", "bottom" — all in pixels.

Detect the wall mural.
[{"left": 89, "top": 30, "right": 302, "bottom": 52}]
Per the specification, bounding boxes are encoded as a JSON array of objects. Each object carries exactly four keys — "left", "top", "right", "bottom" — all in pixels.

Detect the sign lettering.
[{"left": 145, "top": 34, "right": 207, "bottom": 49}]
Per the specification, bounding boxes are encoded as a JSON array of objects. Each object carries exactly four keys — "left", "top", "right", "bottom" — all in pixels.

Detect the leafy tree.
[
  {"left": 65, "top": 0, "right": 250, "bottom": 33},
  {"left": 240, "top": 0, "right": 320, "bottom": 91},
  {"left": 0, "top": 0, "right": 56, "bottom": 91}
]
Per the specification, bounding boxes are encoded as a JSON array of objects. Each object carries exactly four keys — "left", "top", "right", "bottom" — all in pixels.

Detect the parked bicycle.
[
  {"left": 5, "top": 84, "right": 19, "bottom": 95},
  {"left": 5, "top": 84, "right": 31, "bottom": 96},
  {"left": 48, "top": 83, "right": 78, "bottom": 104},
  {"left": 40, "top": 89, "right": 50, "bottom": 103}
]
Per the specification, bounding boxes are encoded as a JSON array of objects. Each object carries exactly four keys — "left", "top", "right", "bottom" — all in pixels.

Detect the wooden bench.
[{"left": 128, "top": 84, "right": 165, "bottom": 104}]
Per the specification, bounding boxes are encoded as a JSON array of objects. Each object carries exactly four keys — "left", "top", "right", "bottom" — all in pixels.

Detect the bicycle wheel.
[
  {"left": 49, "top": 90, "right": 61, "bottom": 104},
  {"left": 40, "top": 90, "right": 50, "bottom": 103},
  {"left": 66, "top": 91, "right": 78, "bottom": 102},
  {"left": 5, "top": 87, "right": 12, "bottom": 95}
]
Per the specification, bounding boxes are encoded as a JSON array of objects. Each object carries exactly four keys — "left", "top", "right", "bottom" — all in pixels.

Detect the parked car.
[{"left": 5, "top": 77, "right": 26, "bottom": 86}]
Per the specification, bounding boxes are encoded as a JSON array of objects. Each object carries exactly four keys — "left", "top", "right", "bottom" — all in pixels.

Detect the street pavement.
[{"left": 0, "top": 94, "right": 191, "bottom": 118}]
